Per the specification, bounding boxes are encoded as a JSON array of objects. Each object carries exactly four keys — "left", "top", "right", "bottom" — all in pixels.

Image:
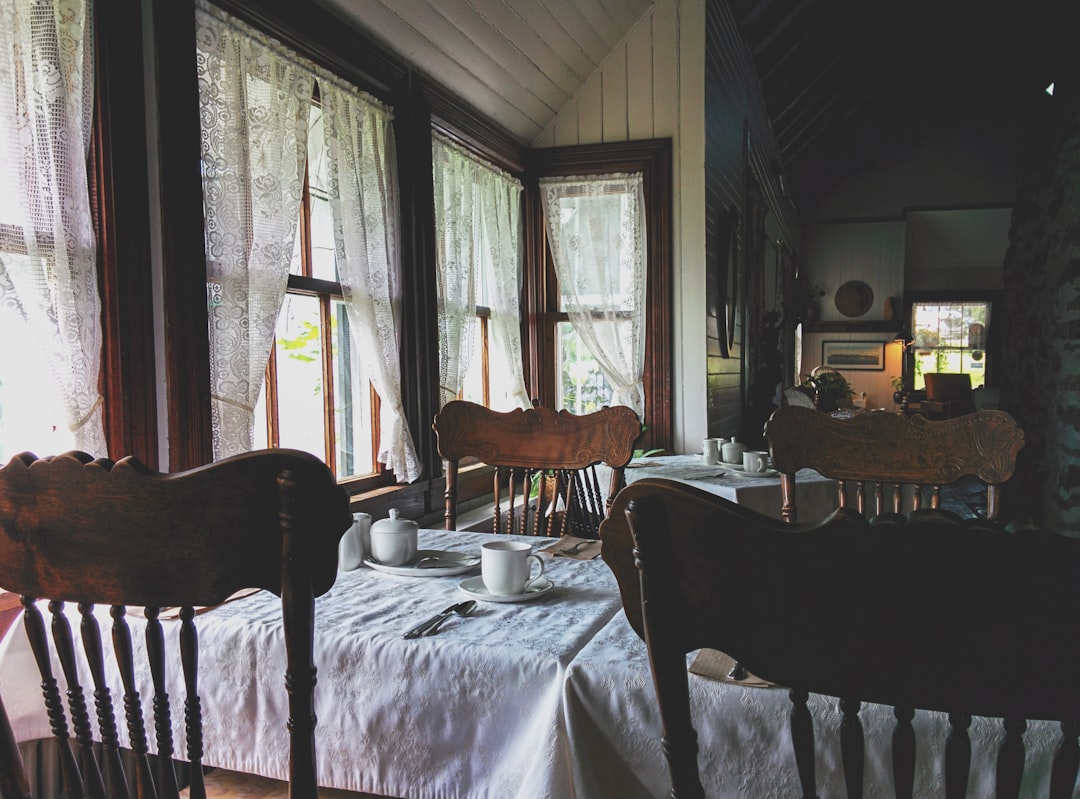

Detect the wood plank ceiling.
[
  {"left": 314, "top": 0, "right": 655, "bottom": 145},
  {"left": 730, "top": 0, "right": 1074, "bottom": 216},
  {"left": 314, "top": 0, "right": 1072, "bottom": 218}
]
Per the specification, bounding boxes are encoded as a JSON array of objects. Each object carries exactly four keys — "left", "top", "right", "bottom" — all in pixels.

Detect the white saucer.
[
  {"left": 364, "top": 549, "right": 480, "bottom": 577},
  {"left": 729, "top": 466, "right": 780, "bottom": 477},
  {"left": 458, "top": 576, "right": 555, "bottom": 603}
]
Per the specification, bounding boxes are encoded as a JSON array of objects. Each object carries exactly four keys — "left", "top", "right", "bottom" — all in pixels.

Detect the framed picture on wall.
[{"left": 821, "top": 340, "right": 886, "bottom": 371}]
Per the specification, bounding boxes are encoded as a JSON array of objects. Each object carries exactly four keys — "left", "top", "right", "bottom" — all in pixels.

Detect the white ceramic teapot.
[
  {"left": 721, "top": 437, "right": 747, "bottom": 465},
  {"left": 369, "top": 509, "right": 418, "bottom": 566}
]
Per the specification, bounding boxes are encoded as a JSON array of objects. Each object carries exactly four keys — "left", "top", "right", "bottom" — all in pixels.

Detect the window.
[
  {"left": 541, "top": 174, "right": 646, "bottom": 416},
  {"left": 432, "top": 133, "right": 528, "bottom": 412},
  {"left": 252, "top": 101, "right": 376, "bottom": 481},
  {"left": 530, "top": 140, "right": 672, "bottom": 454},
  {"left": 0, "top": 0, "right": 112, "bottom": 462},
  {"left": 196, "top": 1, "right": 418, "bottom": 484},
  {"left": 910, "top": 300, "right": 991, "bottom": 389}
]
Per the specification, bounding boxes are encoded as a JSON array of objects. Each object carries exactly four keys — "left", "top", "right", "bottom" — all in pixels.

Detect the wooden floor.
[{"left": 200, "top": 769, "right": 391, "bottom": 798}]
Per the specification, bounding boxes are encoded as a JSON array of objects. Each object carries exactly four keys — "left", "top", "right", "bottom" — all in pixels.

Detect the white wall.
[{"left": 533, "top": 0, "right": 706, "bottom": 455}]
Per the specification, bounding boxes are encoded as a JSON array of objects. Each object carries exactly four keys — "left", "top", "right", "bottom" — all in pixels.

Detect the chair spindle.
[
  {"left": 788, "top": 689, "right": 818, "bottom": 799},
  {"left": 995, "top": 717, "right": 1026, "bottom": 799},
  {"left": 839, "top": 698, "right": 864, "bottom": 799},
  {"left": 892, "top": 705, "right": 915, "bottom": 799},
  {"left": 1049, "top": 720, "right": 1080, "bottom": 799},
  {"left": 944, "top": 712, "right": 971, "bottom": 799}
]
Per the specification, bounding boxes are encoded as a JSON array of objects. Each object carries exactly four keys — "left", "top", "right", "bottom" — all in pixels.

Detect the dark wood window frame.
[
  {"left": 527, "top": 140, "right": 673, "bottom": 453},
  {"left": 94, "top": 0, "right": 157, "bottom": 465}
]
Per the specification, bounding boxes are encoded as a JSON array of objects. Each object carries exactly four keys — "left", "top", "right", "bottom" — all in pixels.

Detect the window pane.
[
  {"left": 0, "top": 304, "right": 74, "bottom": 462},
  {"left": 332, "top": 300, "right": 374, "bottom": 478},
  {"left": 557, "top": 321, "right": 615, "bottom": 413},
  {"left": 273, "top": 294, "right": 326, "bottom": 458},
  {"left": 556, "top": 191, "right": 639, "bottom": 310},
  {"left": 306, "top": 104, "right": 338, "bottom": 282},
  {"left": 460, "top": 316, "right": 485, "bottom": 406}
]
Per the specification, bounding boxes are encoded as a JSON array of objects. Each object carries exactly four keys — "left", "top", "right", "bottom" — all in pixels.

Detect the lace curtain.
[
  {"left": 0, "top": 0, "right": 106, "bottom": 456},
  {"left": 196, "top": 0, "right": 313, "bottom": 460},
  {"left": 195, "top": 3, "right": 419, "bottom": 479},
  {"left": 432, "top": 134, "right": 529, "bottom": 410},
  {"left": 319, "top": 72, "right": 420, "bottom": 483},
  {"left": 538, "top": 173, "right": 647, "bottom": 417}
]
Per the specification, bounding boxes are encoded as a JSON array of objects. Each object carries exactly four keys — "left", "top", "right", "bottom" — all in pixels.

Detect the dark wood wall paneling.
[
  {"left": 704, "top": 0, "right": 750, "bottom": 439},
  {"left": 705, "top": 0, "right": 800, "bottom": 441}
]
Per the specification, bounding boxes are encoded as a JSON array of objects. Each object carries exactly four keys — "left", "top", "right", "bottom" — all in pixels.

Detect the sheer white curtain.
[
  {"left": 196, "top": 0, "right": 315, "bottom": 460},
  {"left": 319, "top": 72, "right": 421, "bottom": 482},
  {"left": 432, "top": 134, "right": 528, "bottom": 410},
  {"left": 0, "top": 0, "right": 106, "bottom": 457},
  {"left": 539, "top": 173, "right": 647, "bottom": 417}
]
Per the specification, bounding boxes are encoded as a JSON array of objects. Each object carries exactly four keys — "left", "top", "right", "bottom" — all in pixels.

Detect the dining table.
[
  {"left": 0, "top": 527, "right": 625, "bottom": 799},
  {"left": 1, "top": 525, "right": 1073, "bottom": 798},
  {"left": 623, "top": 454, "right": 840, "bottom": 521}
]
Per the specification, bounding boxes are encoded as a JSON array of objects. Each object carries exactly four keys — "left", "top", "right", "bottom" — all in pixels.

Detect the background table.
[{"left": 623, "top": 454, "right": 839, "bottom": 521}]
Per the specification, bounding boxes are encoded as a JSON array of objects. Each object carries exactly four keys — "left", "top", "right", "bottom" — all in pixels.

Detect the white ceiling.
[{"left": 314, "top": 0, "right": 655, "bottom": 144}]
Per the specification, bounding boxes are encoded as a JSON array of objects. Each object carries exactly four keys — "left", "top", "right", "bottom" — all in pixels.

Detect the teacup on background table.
[
  {"left": 481, "top": 540, "right": 545, "bottom": 596},
  {"left": 742, "top": 450, "right": 770, "bottom": 473}
]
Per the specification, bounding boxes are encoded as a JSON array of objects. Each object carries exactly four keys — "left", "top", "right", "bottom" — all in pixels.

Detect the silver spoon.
[
  {"left": 415, "top": 554, "right": 480, "bottom": 569},
  {"left": 421, "top": 600, "right": 478, "bottom": 636}
]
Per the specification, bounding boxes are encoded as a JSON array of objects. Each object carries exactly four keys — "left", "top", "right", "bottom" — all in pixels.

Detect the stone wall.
[{"left": 1000, "top": 94, "right": 1080, "bottom": 532}]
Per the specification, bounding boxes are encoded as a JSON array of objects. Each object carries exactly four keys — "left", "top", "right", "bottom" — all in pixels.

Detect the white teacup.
[
  {"left": 702, "top": 438, "right": 721, "bottom": 465},
  {"left": 742, "top": 450, "right": 770, "bottom": 473},
  {"left": 481, "top": 541, "right": 545, "bottom": 596}
]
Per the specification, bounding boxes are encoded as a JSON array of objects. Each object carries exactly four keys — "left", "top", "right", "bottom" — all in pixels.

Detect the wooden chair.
[
  {"left": 0, "top": 449, "right": 354, "bottom": 799},
  {"left": 599, "top": 477, "right": 1080, "bottom": 799},
  {"left": 923, "top": 372, "right": 978, "bottom": 419},
  {"left": 764, "top": 406, "right": 1024, "bottom": 523},
  {"left": 432, "top": 400, "right": 641, "bottom": 537}
]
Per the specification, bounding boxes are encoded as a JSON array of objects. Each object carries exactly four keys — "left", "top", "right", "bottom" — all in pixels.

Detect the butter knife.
[{"left": 403, "top": 601, "right": 471, "bottom": 639}]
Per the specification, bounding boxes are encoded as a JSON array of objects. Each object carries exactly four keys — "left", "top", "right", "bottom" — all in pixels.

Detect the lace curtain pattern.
[
  {"left": 539, "top": 173, "right": 647, "bottom": 417},
  {"left": 319, "top": 73, "right": 420, "bottom": 483},
  {"left": 196, "top": 0, "right": 313, "bottom": 460},
  {"left": 196, "top": 2, "right": 419, "bottom": 480},
  {"left": 432, "top": 134, "right": 529, "bottom": 410},
  {"left": 0, "top": 0, "right": 106, "bottom": 456}
]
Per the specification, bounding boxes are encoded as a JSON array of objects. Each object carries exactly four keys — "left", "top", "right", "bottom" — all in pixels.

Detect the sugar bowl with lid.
[{"left": 368, "top": 509, "right": 418, "bottom": 566}]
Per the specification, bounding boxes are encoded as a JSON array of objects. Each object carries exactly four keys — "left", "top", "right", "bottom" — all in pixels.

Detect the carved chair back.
[
  {"left": 0, "top": 449, "right": 351, "bottom": 799},
  {"left": 432, "top": 400, "right": 641, "bottom": 537},
  {"left": 764, "top": 406, "right": 1024, "bottom": 523},
  {"left": 599, "top": 477, "right": 1080, "bottom": 799}
]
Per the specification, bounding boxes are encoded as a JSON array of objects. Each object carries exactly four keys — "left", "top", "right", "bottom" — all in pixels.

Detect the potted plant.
[
  {"left": 890, "top": 375, "right": 905, "bottom": 405},
  {"left": 801, "top": 371, "right": 855, "bottom": 412}
]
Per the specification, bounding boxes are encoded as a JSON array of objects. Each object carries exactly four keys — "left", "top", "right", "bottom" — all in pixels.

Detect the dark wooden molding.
[
  {"left": 152, "top": 0, "right": 213, "bottom": 470},
  {"left": 93, "top": 0, "right": 158, "bottom": 465},
  {"left": 802, "top": 321, "right": 902, "bottom": 333}
]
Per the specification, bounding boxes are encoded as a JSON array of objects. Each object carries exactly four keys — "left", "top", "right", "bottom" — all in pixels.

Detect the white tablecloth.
[
  {"left": 624, "top": 455, "right": 839, "bottom": 521},
  {"left": 0, "top": 529, "right": 624, "bottom": 799},
  {"left": 3, "top": 527, "right": 1073, "bottom": 798},
  {"left": 563, "top": 612, "right": 1068, "bottom": 799}
]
